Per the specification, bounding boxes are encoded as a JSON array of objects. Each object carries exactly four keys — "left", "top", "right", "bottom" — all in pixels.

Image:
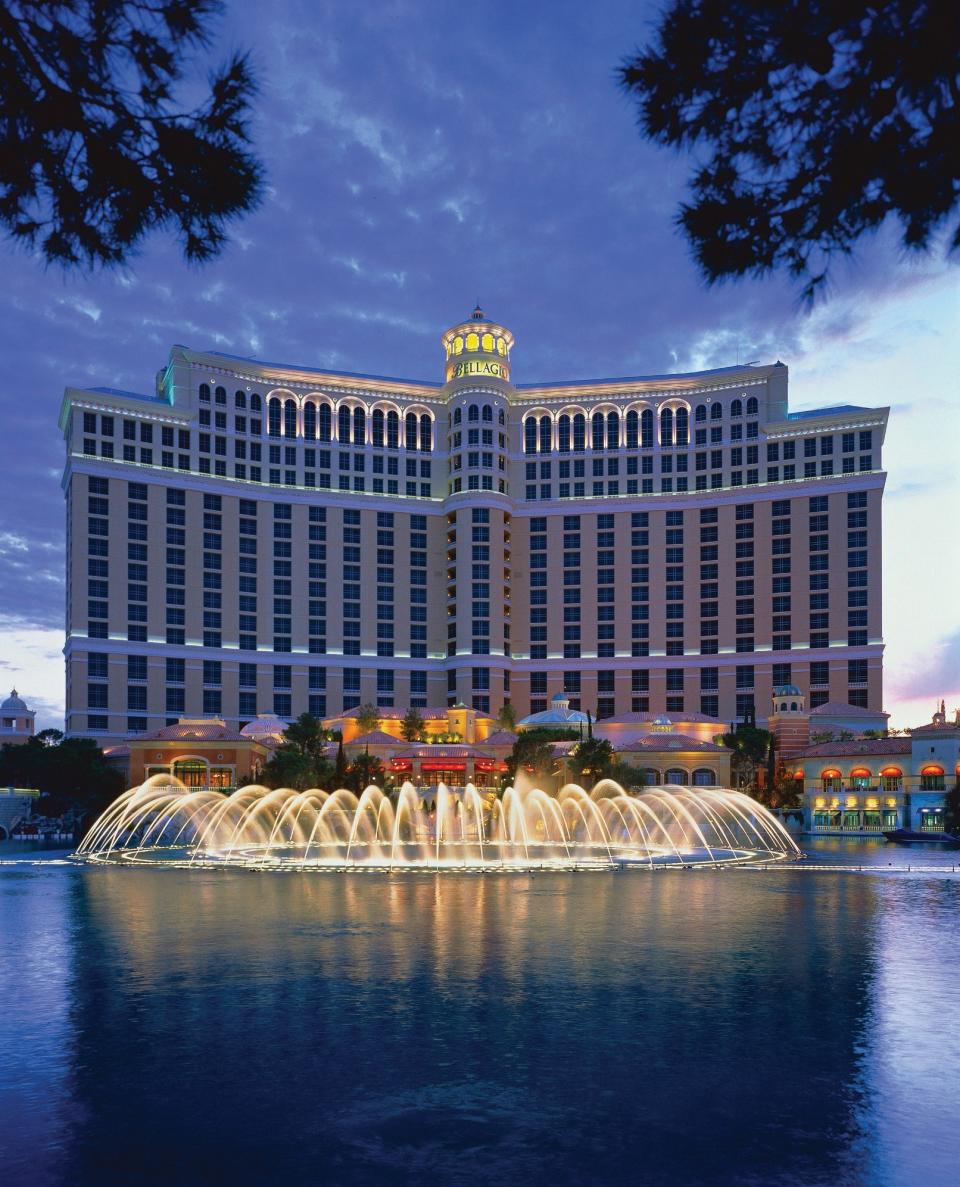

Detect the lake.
[{"left": 1, "top": 838, "right": 958, "bottom": 1186}]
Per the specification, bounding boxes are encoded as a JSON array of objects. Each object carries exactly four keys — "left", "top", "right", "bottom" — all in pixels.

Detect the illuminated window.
[
  {"left": 466, "top": 332, "right": 479, "bottom": 352},
  {"left": 454, "top": 336, "right": 463, "bottom": 354},
  {"left": 481, "top": 332, "right": 494, "bottom": 351}
]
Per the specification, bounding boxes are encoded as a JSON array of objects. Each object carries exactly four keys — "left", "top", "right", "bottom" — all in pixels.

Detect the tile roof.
[
  {"left": 797, "top": 738, "right": 911, "bottom": 758},
  {"left": 809, "top": 701, "right": 889, "bottom": 718},
  {"left": 347, "top": 730, "right": 404, "bottom": 746},
  {"left": 135, "top": 721, "right": 250, "bottom": 743}
]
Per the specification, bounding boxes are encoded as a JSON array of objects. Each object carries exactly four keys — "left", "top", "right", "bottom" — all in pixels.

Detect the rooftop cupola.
[{"left": 442, "top": 307, "right": 514, "bottom": 383}]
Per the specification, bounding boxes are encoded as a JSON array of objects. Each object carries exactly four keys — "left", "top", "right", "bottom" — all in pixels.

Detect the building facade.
[
  {"left": 60, "top": 309, "right": 887, "bottom": 743},
  {"left": 796, "top": 704, "right": 960, "bottom": 835}
]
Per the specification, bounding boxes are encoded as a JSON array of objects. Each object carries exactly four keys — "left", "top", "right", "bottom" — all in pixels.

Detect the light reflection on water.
[{"left": 0, "top": 845, "right": 957, "bottom": 1186}]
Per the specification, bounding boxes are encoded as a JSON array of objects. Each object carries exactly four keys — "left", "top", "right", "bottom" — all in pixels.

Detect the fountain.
[{"left": 75, "top": 777, "right": 801, "bottom": 870}]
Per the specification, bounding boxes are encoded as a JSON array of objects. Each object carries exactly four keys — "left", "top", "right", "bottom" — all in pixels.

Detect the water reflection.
[{"left": 2, "top": 862, "right": 957, "bottom": 1186}]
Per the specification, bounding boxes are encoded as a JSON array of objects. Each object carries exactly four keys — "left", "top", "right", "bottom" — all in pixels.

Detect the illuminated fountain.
[{"left": 75, "top": 777, "right": 800, "bottom": 870}]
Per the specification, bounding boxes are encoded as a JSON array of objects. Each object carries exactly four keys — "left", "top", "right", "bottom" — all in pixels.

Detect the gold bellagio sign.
[{"left": 451, "top": 359, "right": 507, "bottom": 379}]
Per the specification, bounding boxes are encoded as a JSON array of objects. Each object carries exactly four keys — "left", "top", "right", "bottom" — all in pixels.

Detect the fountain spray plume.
[{"left": 76, "top": 775, "right": 801, "bottom": 871}]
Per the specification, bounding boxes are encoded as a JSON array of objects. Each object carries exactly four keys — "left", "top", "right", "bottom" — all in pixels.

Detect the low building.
[
  {"left": 387, "top": 745, "right": 508, "bottom": 790},
  {"left": 0, "top": 787, "right": 40, "bottom": 839},
  {"left": 324, "top": 703, "right": 497, "bottom": 744},
  {"left": 126, "top": 718, "right": 271, "bottom": 790},
  {"left": 0, "top": 689, "right": 36, "bottom": 746},
  {"left": 797, "top": 702, "right": 960, "bottom": 834},
  {"left": 767, "top": 687, "right": 889, "bottom": 760}
]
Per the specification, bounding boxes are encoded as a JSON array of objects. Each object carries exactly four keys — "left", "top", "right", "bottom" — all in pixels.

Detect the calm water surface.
[{"left": 1, "top": 839, "right": 958, "bottom": 1186}]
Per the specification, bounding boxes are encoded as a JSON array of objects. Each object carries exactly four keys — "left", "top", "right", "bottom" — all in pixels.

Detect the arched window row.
[
  {"left": 199, "top": 383, "right": 261, "bottom": 412},
  {"left": 692, "top": 395, "right": 760, "bottom": 422},
  {"left": 522, "top": 402, "right": 701, "bottom": 452},
  {"left": 263, "top": 396, "right": 433, "bottom": 449}
]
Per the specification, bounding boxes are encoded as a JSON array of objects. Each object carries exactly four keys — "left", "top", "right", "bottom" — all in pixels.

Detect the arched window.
[
  {"left": 284, "top": 399, "right": 297, "bottom": 438},
  {"left": 558, "top": 414, "right": 571, "bottom": 452},
  {"left": 482, "top": 405, "right": 492, "bottom": 422},
  {"left": 675, "top": 407, "right": 688, "bottom": 447},
  {"left": 592, "top": 411, "right": 605, "bottom": 450},
  {"left": 666, "top": 768, "right": 687, "bottom": 785},
  {"left": 235, "top": 390, "right": 246, "bottom": 408},
  {"left": 250, "top": 393, "right": 261, "bottom": 412},
  {"left": 573, "top": 413, "right": 586, "bottom": 451},
  {"left": 539, "top": 415, "right": 551, "bottom": 454},
  {"left": 693, "top": 768, "right": 715, "bottom": 786},
  {"left": 694, "top": 405, "right": 706, "bottom": 423},
  {"left": 386, "top": 410, "right": 399, "bottom": 448},
  {"left": 731, "top": 398, "right": 743, "bottom": 417},
  {"left": 821, "top": 769, "right": 842, "bottom": 792},
  {"left": 468, "top": 404, "right": 479, "bottom": 423},
  {"left": 660, "top": 407, "right": 673, "bottom": 446},
  {"left": 199, "top": 383, "right": 210, "bottom": 402},
  {"left": 371, "top": 409, "right": 384, "bottom": 446},
  {"left": 711, "top": 401, "right": 722, "bottom": 420},
  {"left": 420, "top": 413, "right": 432, "bottom": 452},
  {"left": 524, "top": 418, "right": 537, "bottom": 454},
  {"left": 267, "top": 398, "right": 281, "bottom": 437},
  {"left": 626, "top": 410, "right": 638, "bottom": 448},
  {"left": 338, "top": 406, "right": 351, "bottom": 444},
  {"left": 214, "top": 386, "right": 226, "bottom": 404},
  {"left": 746, "top": 396, "right": 758, "bottom": 415},
  {"left": 640, "top": 409, "right": 653, "bottom": 448},
  {"left": 453, "top": 407, "right": 462, "bottom": 425},
  {"left": 606, "top": 410, "right": 619, "bottom": 450},
  {"left": 405, "top": 412, "right": 418, "bottom": 450},
  {"left": 318, "top": 403, "right": 331, "bottom": 441},
  {"left": 643, "top": 768, "right": 661, "bottom": 786},
  {"left": 303, "top": 403, "right": 317, "bottom": 441},
  {"left": 921, "top": 765, "right": 945, "bottom": 790},
  {"left": 353, "top": 406, "right": 365, "bottom": 445},
  {"left": 498, "top": 409, "right": 505, "bottom": 424}
]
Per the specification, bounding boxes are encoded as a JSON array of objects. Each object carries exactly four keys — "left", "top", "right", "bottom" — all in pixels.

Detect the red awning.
[{"left": 421, "top": 761, "right": 466, "bottom": 772}]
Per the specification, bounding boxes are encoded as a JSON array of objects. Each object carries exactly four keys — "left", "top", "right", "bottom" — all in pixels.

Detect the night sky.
[{"left": 2, "top": 0, "right": 957, "bottom": 728}]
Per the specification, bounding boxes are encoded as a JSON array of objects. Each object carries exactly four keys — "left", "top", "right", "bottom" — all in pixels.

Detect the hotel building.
[{"left": 60, "top": 308, "right": 887, "bottom": 742}]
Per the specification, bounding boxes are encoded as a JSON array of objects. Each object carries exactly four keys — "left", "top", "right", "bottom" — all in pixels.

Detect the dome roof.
[
  {"left": 773, "top": 685, "right": 803, "bottom": 697},
  {"left": 1, "top": 688, "right": 28, "bottom": 711},
  {"left": 240, "top": 714, "right": 289, "bottom": 741},
  {"left": 519, "top": 704, "right": 589, "bottom": 727}
]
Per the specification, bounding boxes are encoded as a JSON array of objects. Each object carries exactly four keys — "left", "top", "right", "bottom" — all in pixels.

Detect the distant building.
[
  {"left": 0, "top": 787, "right": 40, "bottom": 839},
  {"left": 0, "top": 689, "right": 36, "bottom": 746},
  {"left": 796, "top": 702, "right": 960, "bottom": 834}
]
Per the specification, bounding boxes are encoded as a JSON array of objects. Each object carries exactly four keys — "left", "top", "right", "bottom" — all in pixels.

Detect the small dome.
[
  {"left": 1, "top": 688, "right": 27, "bottom": 711},
  {"left": 240, "top": 714, "right": 288, "bottom": 741},
  {"left": 773, "top": 685, "right": 803, "bottom": 697},
  {"left": 552, "top": 693, "right": 569, "bottom": 704}
]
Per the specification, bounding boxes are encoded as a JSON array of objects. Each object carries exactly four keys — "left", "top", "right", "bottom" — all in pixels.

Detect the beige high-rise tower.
[{"left": 59, "top": 310, "right": 887, "bottom": 742}]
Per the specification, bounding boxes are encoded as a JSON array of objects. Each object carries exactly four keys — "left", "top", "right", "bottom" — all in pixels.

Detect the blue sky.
[{"left": 1, "top": 0, "right": 957, "bottom": 730}]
